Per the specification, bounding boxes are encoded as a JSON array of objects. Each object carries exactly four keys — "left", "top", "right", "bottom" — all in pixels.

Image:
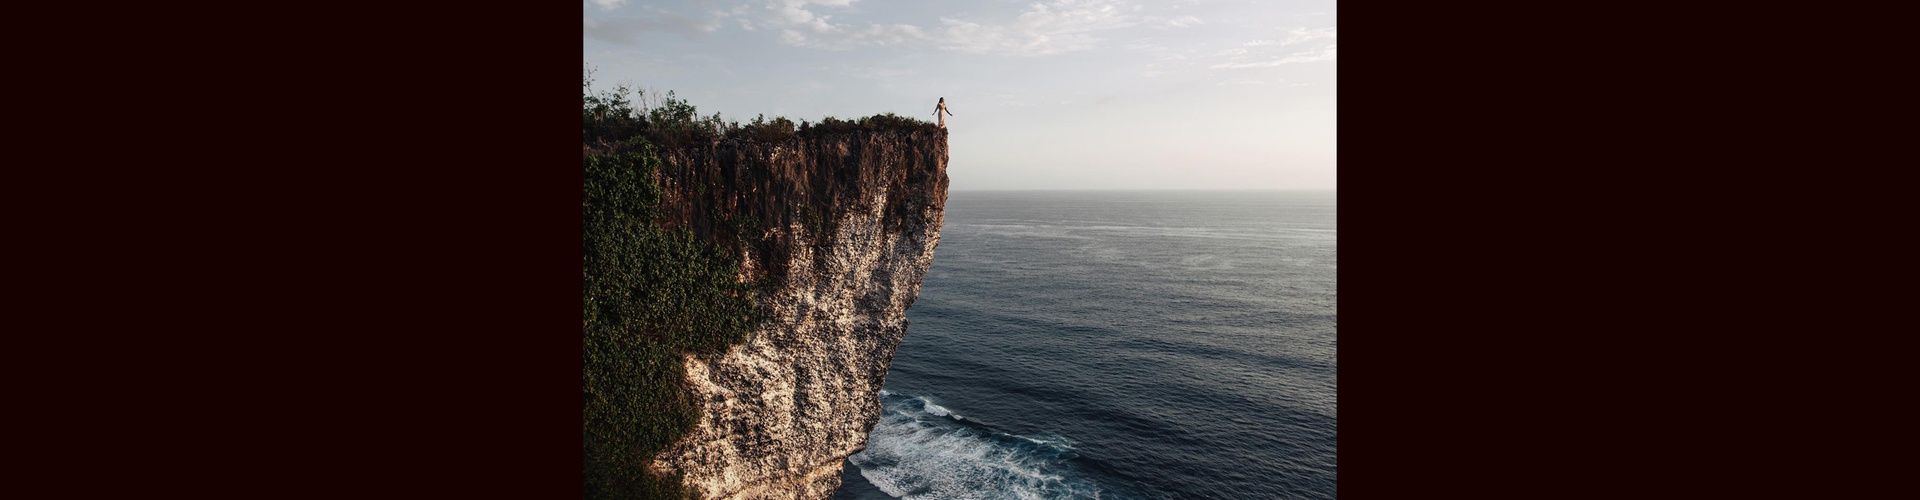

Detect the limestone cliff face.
[{"left": 645, "top": 127, "right": 949, "bottom": 499}]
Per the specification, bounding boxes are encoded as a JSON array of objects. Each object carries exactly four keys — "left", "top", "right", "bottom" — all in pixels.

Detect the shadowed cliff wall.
[{"left": 649, "top": 126, "right": 949, "bottom": 287}]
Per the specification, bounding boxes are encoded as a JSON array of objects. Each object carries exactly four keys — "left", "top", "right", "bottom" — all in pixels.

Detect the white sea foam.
[
  {"left": 849, "top": 393, "right": 1104, "bottom": 499},
  {"left": 918, "top": 398, "right": 961, "bottom": 420},
  {"left": 1015, "top": 434, "right": 1074, "bottom": 449}
]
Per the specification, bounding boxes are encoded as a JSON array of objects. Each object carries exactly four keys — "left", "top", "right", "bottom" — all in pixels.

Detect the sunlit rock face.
[{"left": 645, "top": 128, "right": 949, "bottom": 499}]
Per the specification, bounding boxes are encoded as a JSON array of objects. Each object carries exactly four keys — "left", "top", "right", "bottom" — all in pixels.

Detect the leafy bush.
[
  {"left": 584, "top": 66, "right": 941, "bottom": 151},
  {"left": 583, "top": 145, "right": 760, "bottom": 499},
  {"left": 582, "top": 67, "right": 648, "bottom": 144},
  {"left": 735, "top": 114, "right": 799, "bottom": 143}
]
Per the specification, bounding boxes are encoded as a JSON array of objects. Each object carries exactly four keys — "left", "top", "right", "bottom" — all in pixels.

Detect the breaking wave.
[{"left": 847, "top": 392, "right": 1119, "bottom": 499}]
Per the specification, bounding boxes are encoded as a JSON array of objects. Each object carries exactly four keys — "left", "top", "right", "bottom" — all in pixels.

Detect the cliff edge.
[{"left": 583, "top": 121, "right": 948, "bottom": 499}]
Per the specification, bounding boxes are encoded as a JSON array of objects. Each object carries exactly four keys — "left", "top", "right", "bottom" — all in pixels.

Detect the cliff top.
[{"left": 583, "top": 82, "right": 944, "bottom": 156}]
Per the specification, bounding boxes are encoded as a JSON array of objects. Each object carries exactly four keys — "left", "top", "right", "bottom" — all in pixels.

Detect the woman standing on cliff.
[{"left": 933, "top": 97, "right": 952, "bottom": 128}]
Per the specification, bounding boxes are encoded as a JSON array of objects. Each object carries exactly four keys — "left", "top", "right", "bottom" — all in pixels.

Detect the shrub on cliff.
[
  {"left": 584, "top": 65, "right": 723, "bottom": 148},
  {"left": 582, "top": 68, "right": 645, "bottom": 145},
  {"left": 730, "top": 113, "right": 798, "bottom": 143},
  {"left": 583, "top": 143, "right": 760, "bottom": 499},
  {"left": 799, "top": 112, "right": 939, "bottom": 138},
  {"left": 585, "top": 66, "right": 942, "bottom": 151}
]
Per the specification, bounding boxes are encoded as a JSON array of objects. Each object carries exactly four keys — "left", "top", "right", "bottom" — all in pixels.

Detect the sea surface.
[{"left": 832, "top": 190, "right": 1337, "bottom": 499}]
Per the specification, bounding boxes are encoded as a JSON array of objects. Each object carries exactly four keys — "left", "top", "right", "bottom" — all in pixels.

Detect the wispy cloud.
[
  {"left": 584, "top": 8, "right": 722, "bottom": 44},
  {"left": 1209, "top": 26, "right": 1335, "bottom": 68},
  {"left": 767, "top": 0, "right": 1145, "bottom": 55},
  {"left": 586, "top": 0, "right": 628, "bottom": 10},
  {"left": 1158, "top": 15, "right": 1203, "bottom": 28},
  {"left": 1208, "top": 45, "right": 1336, "bottom": 68},
  {"left": 1241, "top": 26, "right": 1334, "bottom": 48},
  {"left": 1281, "top": 26, "right": 1336, "bottom": 45}
]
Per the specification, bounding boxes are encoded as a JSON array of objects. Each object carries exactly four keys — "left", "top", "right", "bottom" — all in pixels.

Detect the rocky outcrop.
[{"left": 643, "top": 126, "right": 949, "bottom": 498}]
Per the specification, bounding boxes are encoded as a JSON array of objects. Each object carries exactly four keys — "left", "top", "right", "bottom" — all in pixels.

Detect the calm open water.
[{"left": 833, "top": 190, "right": 1336, "bottom": 499}]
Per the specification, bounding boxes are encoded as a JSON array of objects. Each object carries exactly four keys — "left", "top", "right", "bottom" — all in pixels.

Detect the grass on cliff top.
[
  {"left": 584, "top": 66, "right": 941, "bottom": 150},
  {"left": 583, "top": 143, "right": 760, "bottom": 499}
]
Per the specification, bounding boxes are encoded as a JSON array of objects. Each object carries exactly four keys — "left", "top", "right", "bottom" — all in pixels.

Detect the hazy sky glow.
[{"left": 585, "top": 0, "right": 1335, "bottom": 190}]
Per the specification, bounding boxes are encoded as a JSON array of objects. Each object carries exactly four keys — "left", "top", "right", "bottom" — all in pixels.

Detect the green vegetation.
[
  {"left": 582, "top": 147, "right": 760, "bottom": 499},
  {"left": 584, "top": 65, "right": 939, "bottom": 150}
]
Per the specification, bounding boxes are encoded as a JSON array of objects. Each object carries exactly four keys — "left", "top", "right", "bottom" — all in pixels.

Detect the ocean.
[{"left": 831, "top": 190, "right": 1337, "bottom": 499}]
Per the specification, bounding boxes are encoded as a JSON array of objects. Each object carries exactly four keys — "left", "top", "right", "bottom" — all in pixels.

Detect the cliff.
[{"left": 583, "top": 122, "right": 949, "bottom": 499}]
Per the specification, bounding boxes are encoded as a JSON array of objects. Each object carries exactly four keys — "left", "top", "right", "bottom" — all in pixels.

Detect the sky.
[{"left": 584, "top": 0, "right": 1336, "bottom": 190}]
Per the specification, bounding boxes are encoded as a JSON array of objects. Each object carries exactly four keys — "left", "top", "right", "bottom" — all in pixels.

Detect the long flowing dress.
[{"left": 934, "top": 102, "right": 951, "bottom": 128}]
